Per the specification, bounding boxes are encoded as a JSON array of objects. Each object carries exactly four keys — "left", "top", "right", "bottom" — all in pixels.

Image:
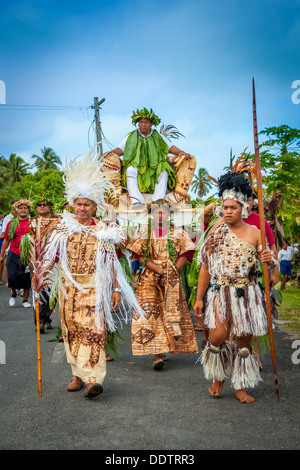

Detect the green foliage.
[
  {"left": 19, "top": 233, "right": 32, "bottom": 265},
  {"left": 259, "top": 125, "right": 300, "bottom": 153},
  {"left": 47, "top": 328, "right": 62, "bottom": 343},
  {"left": 0, "top": 153, "right": 30, "bottom": 184},
  {"left": 259, "top": 126, "right": 300, "bottom": 242},
  {"left": 105, "top": 329, "right": 128, "bottom": 359},
  {"left": 0, "top": 148, "right": 64, "bottom": 215},
  {"left": 0, "top": 186, "right": 17, "bottom": 215},
  {"left": 277, "top": 286, "right": 300, "bottom": 339},
  {"left": 131, "top": 107, "right": 161, "bottom": 126},
  {"left": 8, "top": 216, "right": 19, "bottom": 241},
  {"left": 13, "top": 169, "right": 65, "bottom": 200},
  {"left": 231, "top": 125, "right": 300, "bottom": 243}
]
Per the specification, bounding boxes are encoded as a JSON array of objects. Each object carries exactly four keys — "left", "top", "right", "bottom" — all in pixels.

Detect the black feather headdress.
[{"left": 218, "top": 171, "right": 253, "bottom": 199}]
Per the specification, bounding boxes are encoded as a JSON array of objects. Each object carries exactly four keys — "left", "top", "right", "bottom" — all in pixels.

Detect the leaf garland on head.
[
  {"left": 131, "top": 107, "right": 161, "bottom": 127},
  {"left": 31, "top": 194, "right": 54, "bottom": 216}
]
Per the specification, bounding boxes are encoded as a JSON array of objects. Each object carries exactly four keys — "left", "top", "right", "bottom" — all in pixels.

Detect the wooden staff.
[
  {"left": 33, "top": 219, "right": 43, "bottom": 397},
  {"left": 35, "top": 294, "right": 42, "bottom": 397},
  {"left": 252, "top": 78, "right": 279, "bottom": 402}
]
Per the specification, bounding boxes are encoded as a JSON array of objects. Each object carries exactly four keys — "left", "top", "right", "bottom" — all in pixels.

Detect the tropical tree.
[
  {"left": 13, "top": 168, "right": 65, "bottom": 201},
  {"left": 232, "top": 125, "right": 300, "bottom": 244},
  {"left": 191, "top": 167, "right": 215, "bottom": 199},
  {"left": 0, "top": 153, "right": 31, "bottom": 184},
  {"left": 259, "top": 125, "right": 300, "bottom": 157},
  {"left": 31, "top": 147, "right": 62, "bottom": 171},
  {"left": 258, "top": 125, "right": 300, "bottom": 243}
]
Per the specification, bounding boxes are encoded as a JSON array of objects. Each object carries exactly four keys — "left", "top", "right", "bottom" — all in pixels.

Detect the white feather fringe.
[
  {"left": 44, "top": 215, "right": 144, "bottom": 332},
  {"left": 231, "top": 352, "right": 262, "bottom": 390},
  {"left": 203, "top": 285, "right": 268, "bottom": 337},
  {"left": 200, "top": 342, "right": 233, "bottom": 382}
]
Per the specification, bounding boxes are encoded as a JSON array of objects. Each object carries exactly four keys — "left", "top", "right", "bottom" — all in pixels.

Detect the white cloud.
[{"left": 43, "top": 116, "right": 93, "bottom": 161}]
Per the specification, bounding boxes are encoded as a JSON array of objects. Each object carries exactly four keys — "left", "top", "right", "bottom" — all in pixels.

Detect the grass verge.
[{"left": 276, "top": 283, "right": 300, "bottom": 339}]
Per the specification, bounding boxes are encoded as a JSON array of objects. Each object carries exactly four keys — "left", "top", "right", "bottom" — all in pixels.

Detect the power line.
[{"left": 0, "top": 104, "right": 91, "bottom": 110}]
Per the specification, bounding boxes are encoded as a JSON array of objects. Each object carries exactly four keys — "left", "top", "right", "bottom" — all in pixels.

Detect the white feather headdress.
[{"left": 63, "top": 144, "right": 115, "bottom": 206}]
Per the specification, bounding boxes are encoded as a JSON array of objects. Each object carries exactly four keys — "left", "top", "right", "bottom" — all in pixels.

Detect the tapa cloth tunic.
[
  {"left": 127, "top": 227, "right": 198, "bottom": 356},
  {"left": 58, "top": 225, "right": 107, "bottom": 385},
  {"left": 45, "top": 216, "right": 143, "bottom": 385}
]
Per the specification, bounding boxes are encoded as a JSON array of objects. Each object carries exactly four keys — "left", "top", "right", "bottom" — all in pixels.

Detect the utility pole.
[{"left": 92, "top": 97, "right": 105, "bottom": 158}]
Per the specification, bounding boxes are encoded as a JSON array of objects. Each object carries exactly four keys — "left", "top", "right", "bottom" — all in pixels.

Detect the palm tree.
[
  {"left": 191, "top": 167, "right": 215, "bottom": 199},
  {"left": 0, "top": 153, "right": 31, "bottom": 183},
  {"left": 31, "top": 147, "right": 62, "bottom": 171}
]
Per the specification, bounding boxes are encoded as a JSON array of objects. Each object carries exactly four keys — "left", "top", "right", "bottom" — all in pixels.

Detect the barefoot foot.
[
  {"left": 236, "top": 389, "right": 255, "bottom": 403},
  {"left": 208, "top": 380, "right": 224, "bottom": 398}
]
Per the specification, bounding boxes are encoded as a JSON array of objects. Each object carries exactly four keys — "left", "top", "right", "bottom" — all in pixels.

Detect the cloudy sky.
[{"left": 1, "top": 0, "right": 299, "bottom": 194}]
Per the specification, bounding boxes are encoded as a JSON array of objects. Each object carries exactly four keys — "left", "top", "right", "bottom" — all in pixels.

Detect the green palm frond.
[
  {"left": 31, "top": 147, "right": 62, "bottom": 171},
  {"left": 105, "top": 329, "right": 127, "bottom": 359}
]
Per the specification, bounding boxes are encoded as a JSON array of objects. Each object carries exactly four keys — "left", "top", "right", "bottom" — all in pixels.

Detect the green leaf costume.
[{"left": 121, "top": 129, "right": 176, "bottom": 194}]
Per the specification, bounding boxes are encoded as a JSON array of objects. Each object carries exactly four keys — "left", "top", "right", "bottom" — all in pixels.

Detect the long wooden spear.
[{"left": 252, "top": 78, "right": 279, "bottom": 402}]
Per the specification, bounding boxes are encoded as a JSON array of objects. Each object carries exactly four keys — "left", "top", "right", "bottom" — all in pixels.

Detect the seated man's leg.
[
  {"left": 152, "top": 170, "right": 168, "bottom": 202},
  {"left": 126, "top": 166, "right": 145, "bottom": 205},
  {"left": 166, "top": 155, "right": 197, "bottom": 204},
  {"left": 102, "top": 151, "right": 122, "bottom": 197}
]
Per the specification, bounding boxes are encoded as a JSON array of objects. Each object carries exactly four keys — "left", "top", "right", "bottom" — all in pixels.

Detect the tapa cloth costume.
[
  {"left": 197, "top": 222, "right": 268, "bottom": 338},
  {"left": 196, "top": 171, "right": 274, "bottom": 390},
  {"left": 127, "top": 226, "right": 198, "bottom": 356},
  {"left": 44, "top": 213, "right": 145, "bottom": 385},
  {"left": 197, "top": 222, "right": 269, "bottom": 390},
  {"left": 42, "top": 146, "right": 144, "bottom": 386}
]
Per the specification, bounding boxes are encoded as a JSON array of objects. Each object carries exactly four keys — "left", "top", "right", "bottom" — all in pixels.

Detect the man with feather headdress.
[
  {"left": 0, "top": 199, "right": 32, "bottom": 308},
  {"left": 102, "top": 107, "right": 196, "bottom": 206},
  {"left": 42, "top": 146, "right": 144, "bottom": 399}
]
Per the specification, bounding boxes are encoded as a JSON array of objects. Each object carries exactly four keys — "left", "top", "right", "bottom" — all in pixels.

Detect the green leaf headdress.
[
  {"left": 31, "top": 194, "right": 54, "bottom": 216},
  {"left": 32, "top": 194, "right": 54, "bottom": 208},
  {"left": 131, "top": 107, "right": 161, "bottom": 127}
]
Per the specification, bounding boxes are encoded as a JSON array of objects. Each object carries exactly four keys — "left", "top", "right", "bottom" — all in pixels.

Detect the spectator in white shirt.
[{"left": 278, "top": 239, "right": 296, "bottom": 290}]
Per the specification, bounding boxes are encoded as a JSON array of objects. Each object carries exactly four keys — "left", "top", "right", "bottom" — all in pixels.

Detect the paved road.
[{"left": 0, "top": 282, "right": 299, "bottom": 452}]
